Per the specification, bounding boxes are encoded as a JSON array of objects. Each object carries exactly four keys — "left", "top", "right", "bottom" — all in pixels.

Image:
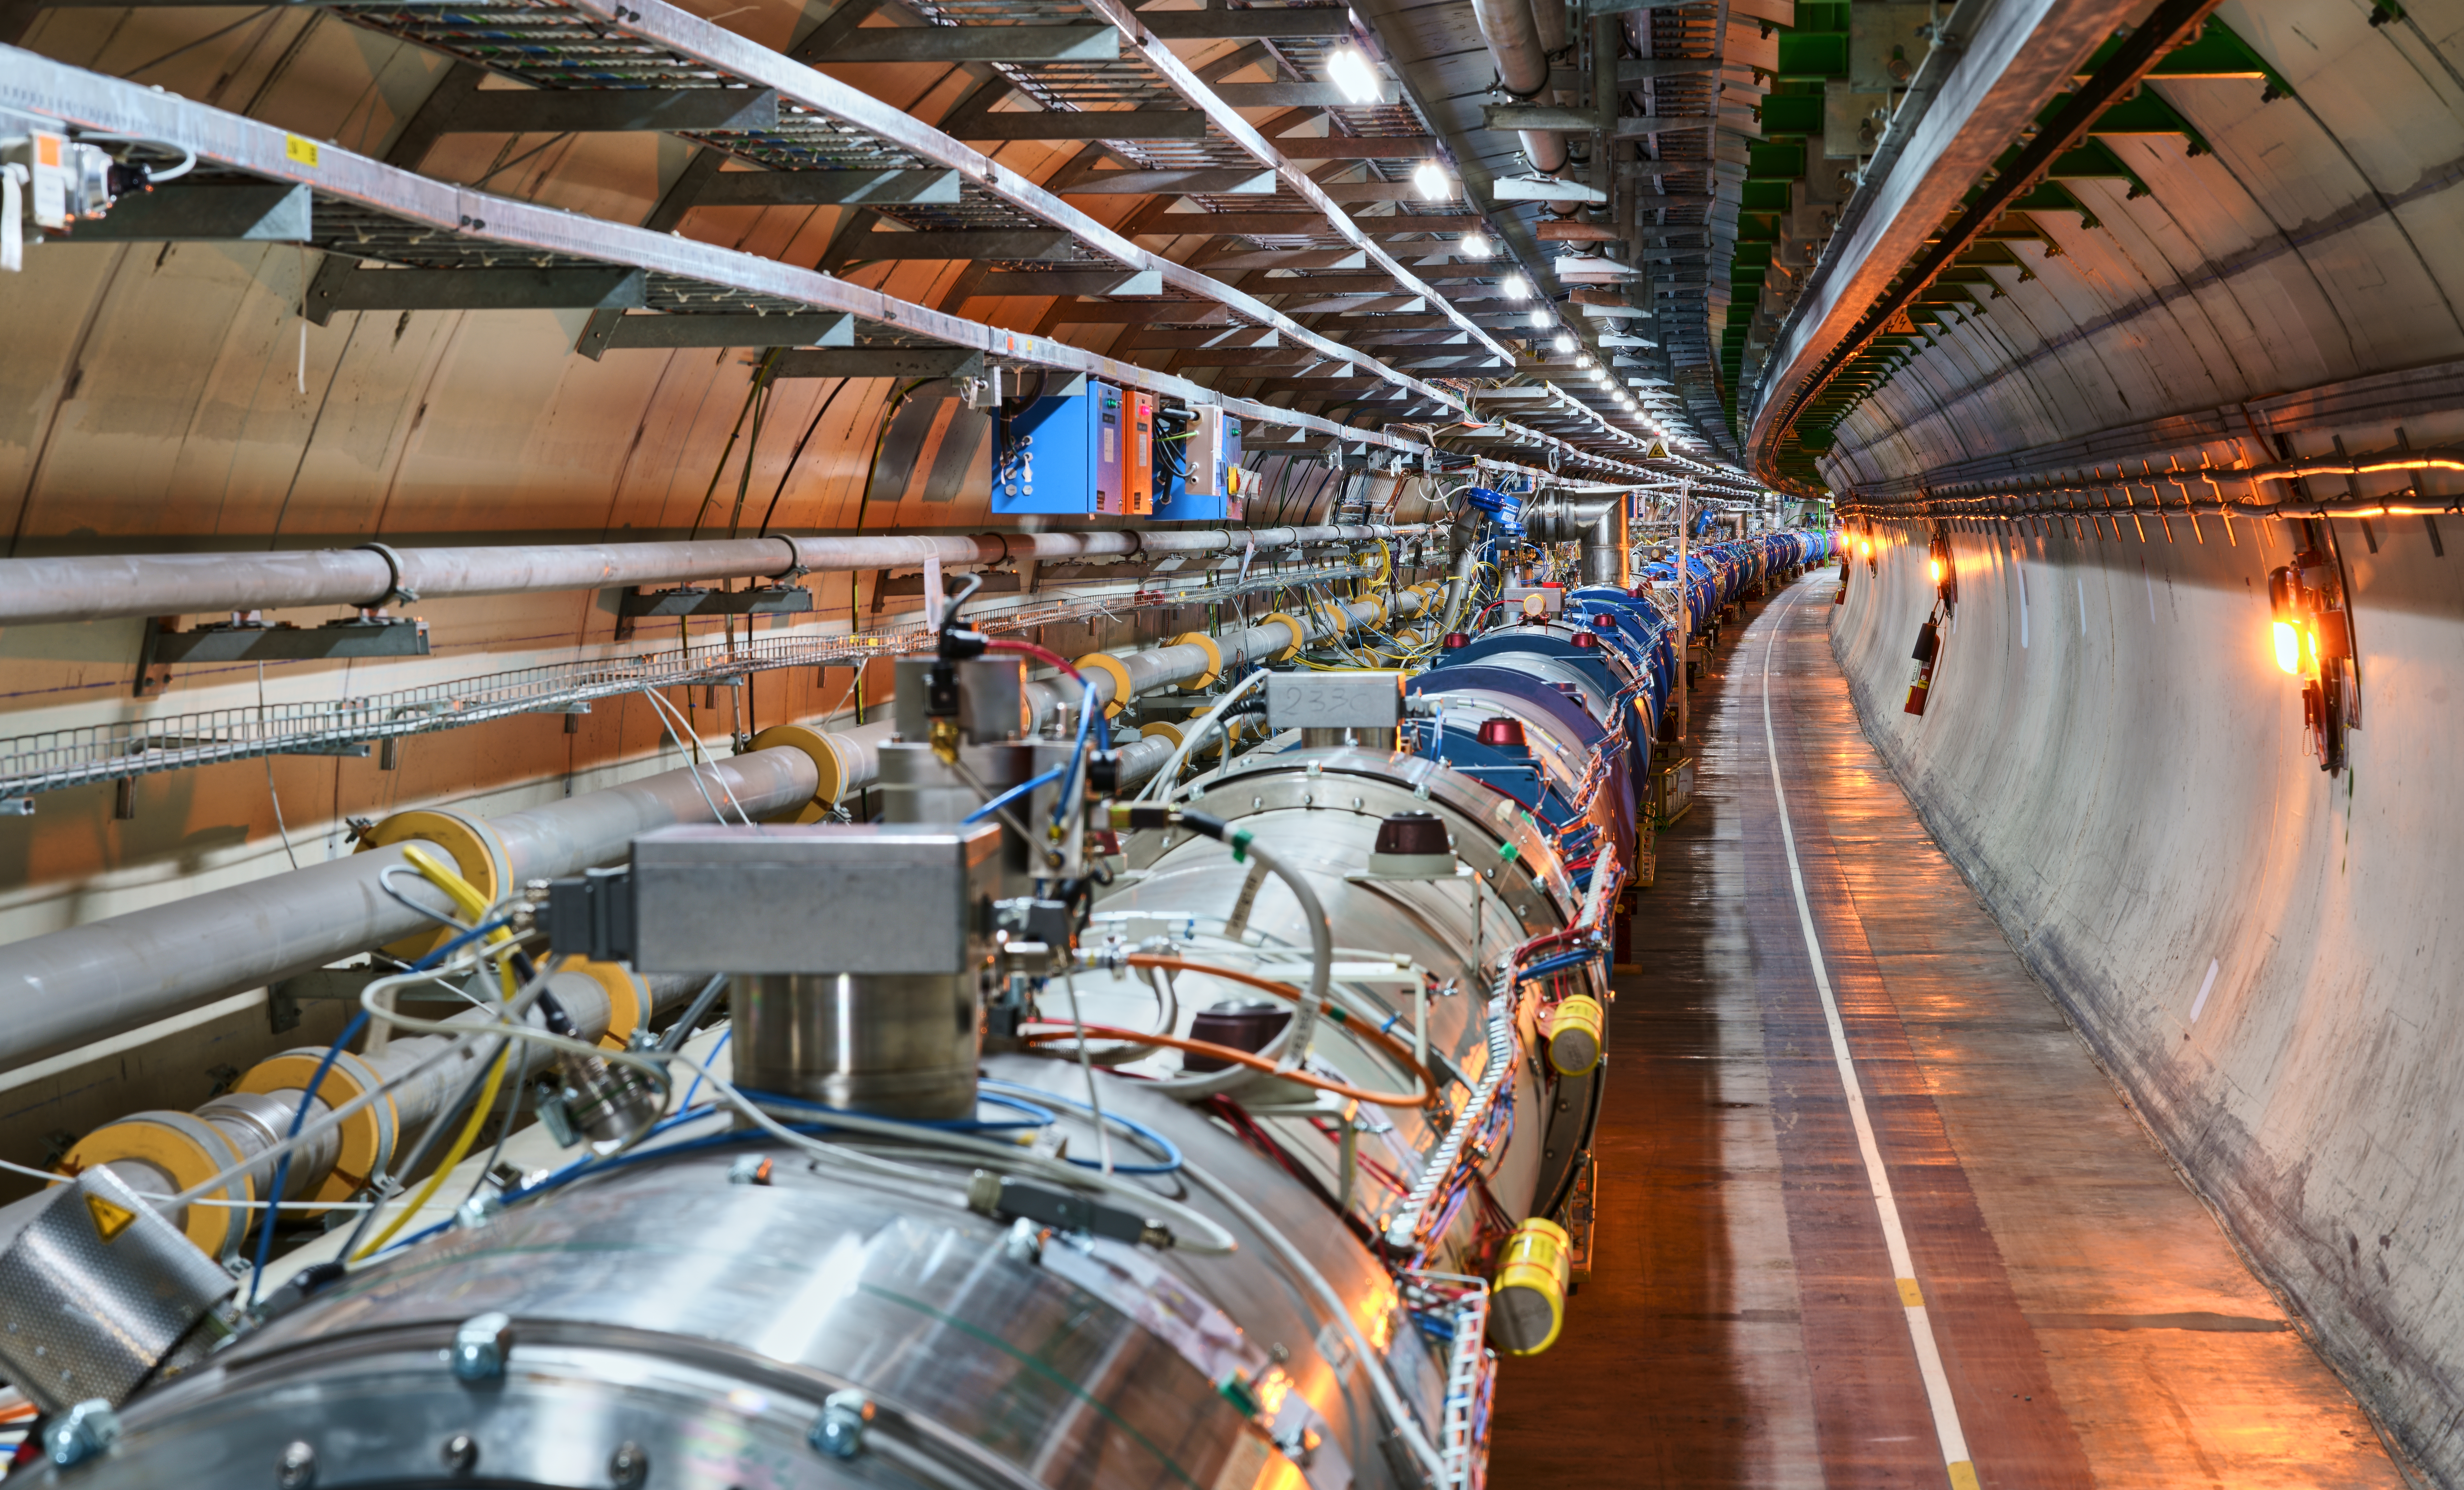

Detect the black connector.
[
  {"left": 1086, "top": 750, "right": 1120, "bottom": 796},
  {"left": 546, "top": 866, "right": 635, "bottom": 964},
  {"left": 972, "top": 1172, "right": 1171, "bottom": 1249},
  {"left": 1175, "top": 810, "right": 1230, "bottom": 841}
]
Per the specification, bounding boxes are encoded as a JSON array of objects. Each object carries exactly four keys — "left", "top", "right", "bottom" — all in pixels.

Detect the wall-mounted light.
[
  {"left": 1328, "top": 47, "right": 1382, "bottom": 105},
  {"left": 2267, "top": 565, "right": 2302, "bottom": 674}
]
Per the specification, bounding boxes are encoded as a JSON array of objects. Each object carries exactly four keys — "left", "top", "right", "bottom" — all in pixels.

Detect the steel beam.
[
  {"left": 692, "top": 168, "right": 962, "bottom": 206},
  {"left": 833, "top": 25, "right": 1119, "bottom": 62},
  {"left": 1201, "top": 248, "right": 1367, "bottom": 270},
  {"left": 954, "top": 110, "right": 1206, "bottom": 140},
  {"left": 769, "top": 348, "right": 985, "bottom": 379},
  {"left": 0, "top": 43, "right": 1636, "bottom": 481},
  {"left": 581, "top": 312, "right": 857, "bottom": 357},
  {"left": 51, "top": 183, "right": 308, "bottom": 242},
  {"left": 1274, "top": 136, "right": 1436, "bottom": 159},
  {"left": 838, "top": 228, "right": 1077, "bottom": 261},
  {"left": 1118, "top": 328, "right": 1279, "bottom": 349},
  {"left": 1152, "top": 212, "right": 1478, "bottom": 235},
  {"left": 1210, "top": 81, "right": 1400, "bottom": 106},
  {"left": 972, "top": 269, "right": 1166, "bottom": 296},
  {"left": 440, "top": 86, "right": 779, "bottom": 134},
  {"left": 1054, "top": 167, "right": 1277, "bottom": 195},
  {"left": 1048, "top": 302, "right": 1231, "bottom": 324},
  {"left": 1137, "top": 7, "right": 1353, "bottom": 37},
  {"left": 308, "top": 268, "right": 648, "bottom": 321}
]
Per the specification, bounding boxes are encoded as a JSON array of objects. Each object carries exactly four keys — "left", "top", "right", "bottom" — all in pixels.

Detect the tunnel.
[{"left": 0, "top": 0, "right": 2453, "bottom": 1484}]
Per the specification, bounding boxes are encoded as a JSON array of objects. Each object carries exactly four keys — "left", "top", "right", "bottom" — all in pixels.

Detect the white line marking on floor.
[
  {"left": 2190, "top": 958, "right": 2219, "bottom": 1023},
  {"left": 1764, "top": 585, "right": 1976, "bottom": 1489}
]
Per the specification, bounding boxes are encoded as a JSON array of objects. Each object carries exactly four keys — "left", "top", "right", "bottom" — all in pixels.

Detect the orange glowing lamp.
[
  {"left": 1928, "top": 557, "right": 1943, "bottom": 585},
  {"left": 2272, "top": 619, "right": 2301, "bottom": 675},
  {"left": 2265, "top": 565, "right": 2305, "bottom": 675}
]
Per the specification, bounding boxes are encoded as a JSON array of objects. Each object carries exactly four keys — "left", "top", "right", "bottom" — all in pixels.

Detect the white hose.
[
  {"left": 1138, "top": 667, "right": 1268, "bottom": 800},
  {"left": 356, "top": 965, "right": 1244, "bottom": 1257}
]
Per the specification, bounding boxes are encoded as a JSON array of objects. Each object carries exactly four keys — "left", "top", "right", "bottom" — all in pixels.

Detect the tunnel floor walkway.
[{"left": 1489, "top": 573, "right": 2404, "bottom": 1489}]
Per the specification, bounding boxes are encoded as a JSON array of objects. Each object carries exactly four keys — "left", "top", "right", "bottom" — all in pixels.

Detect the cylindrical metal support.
[{"left": 730, "top": 972, "right": 982, "bottom": 1121}]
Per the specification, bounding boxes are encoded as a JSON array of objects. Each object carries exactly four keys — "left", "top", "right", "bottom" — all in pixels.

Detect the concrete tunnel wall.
[{"left": 1828, "top": 518, "right": 2464, "bottom": 1484}]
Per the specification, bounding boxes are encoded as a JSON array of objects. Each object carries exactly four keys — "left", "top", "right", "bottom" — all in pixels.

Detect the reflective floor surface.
[{"left": 1490, "top": 573, "right": 2407, "bottom": 1489}]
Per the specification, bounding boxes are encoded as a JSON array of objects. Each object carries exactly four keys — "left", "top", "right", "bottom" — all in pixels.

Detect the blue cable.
[
  {"left": 1051, "top": 683, "right": 1098, "bottom": 829},
  {"left": 1516, "top": 947, "right": 1605, "bottom": 982},
  {"left": 978, "top": 1077, "right": 1183, "bottom": 1175},
  {"left": 245, "top": 912, "right": 513, "bottom": 1305},
  {"left": 965, "top": 766, "right": 1065, "bottom": 825},
  {"left": 680, "top": 1028, "right": 730, "bottom": 1109}
]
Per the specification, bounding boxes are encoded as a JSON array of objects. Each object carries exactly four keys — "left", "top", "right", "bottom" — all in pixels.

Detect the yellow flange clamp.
[{"left": 1166, "top": 632, "right": 1222, "bottom": 692}]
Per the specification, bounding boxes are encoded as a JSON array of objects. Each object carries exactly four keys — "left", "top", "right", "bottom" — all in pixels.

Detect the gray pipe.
[
  {"left": 1469, "top": 0, "right": 1572, "bottom": 203},
  {"left": 0, "top": 525, "right": 1426, "bottom": 629},
  {"left": 1019, "top": 591, "right": 1428, "bottom": 724},
  {"left": 0, "top": 602, "right": 1427, "bottom": 1071},
  {"left": 1530, "top": 498, "right": 1630, "bottom": 588},
  {"left": 0, "top": 749, "right": 822, "bottom": 1072}
]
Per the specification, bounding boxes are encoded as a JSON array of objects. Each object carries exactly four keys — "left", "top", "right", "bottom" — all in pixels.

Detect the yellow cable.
[
  {"left": 399, "top": 843, "right": 517, "bottom": 1000},
  {"left": 349, "top": 1043, "right": 511, "bottom": 1261},
  {"left": 349, "top": 841, "right": 522, "bottom": 1259}
]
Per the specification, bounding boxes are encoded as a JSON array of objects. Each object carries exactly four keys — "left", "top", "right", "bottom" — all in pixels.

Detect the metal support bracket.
[{"left": 616, "top": 585, "right": 815, "bottom": 618}]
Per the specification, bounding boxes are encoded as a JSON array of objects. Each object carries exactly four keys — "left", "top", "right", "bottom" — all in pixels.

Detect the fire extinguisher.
[{"left": 1904, "top": 607, "right": 1942, "bottom": 715}]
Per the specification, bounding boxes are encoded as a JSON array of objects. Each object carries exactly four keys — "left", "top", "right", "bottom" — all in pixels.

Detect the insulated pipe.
[
  {"left": 0, "top": 750, "right": 824, "bottom": 1073},
  {"left": 65, "top": 962, "right": 701, "bottom": 1256},
  {"left": 1469, "top": 0, "right": 1574, "bottom": 208},
  {"left": 0, "top": 525, "right": 1427, "bottom": 628},
  {"left": 1049, "top": 592, "right": 1430, "bottom": 721},
  {"left": 0, "top": 607, "right": 1418, "bottom": 1070}
]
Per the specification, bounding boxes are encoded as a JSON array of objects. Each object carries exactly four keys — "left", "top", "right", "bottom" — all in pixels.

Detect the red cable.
[{"left": 984, "top": 637, "right": 1083, "bottom": 681}]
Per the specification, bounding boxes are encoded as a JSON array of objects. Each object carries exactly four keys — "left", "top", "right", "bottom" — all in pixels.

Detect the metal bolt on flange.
[
  {"left": 45, "top": 1400, "right": 120, "bottom": 1468},
  {"left": 440, "top": 1434, "right": 479, "bottom": 1477},
  {"left": 608, "top": 1441, "right": 649, "bottom": 1489},
  {"left": 809, "top": 1389, "right": 874, "bottom": 1459},
  {"left": 274, "top": 1440, "right": 316, "bottom": 1489},
  {"left": 451, "top": 1312, "right": 512, "bottom": 1382}
]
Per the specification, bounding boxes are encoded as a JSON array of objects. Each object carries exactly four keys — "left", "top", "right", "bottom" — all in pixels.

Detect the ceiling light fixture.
[
  {"left": 1502, "top": 273, "right": 1530, "bottom": 300},
  {"left": 1412, "top": 159, "right": 1450, "bottom": 200},
  {"left": 1328, "top": 47, "right": 1382, "bottom": 105},
  {"left": 1460, "top": 231, "right": 1492, "bottom": 259},
  {"left": 1528, "top": 308, "right": 1551, "bottom": 328},
  {"left": 1553, "top": 332, "right": 1576, "bottom": 354}
]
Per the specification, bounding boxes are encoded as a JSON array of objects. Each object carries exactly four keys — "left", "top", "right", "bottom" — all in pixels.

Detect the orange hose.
[
  {"left": 1022, "top": 1022, "right": 1433, "bottom": 1108},
  {"left": 1126, "top": 954, "right": 1439, "bottom": 1090}
]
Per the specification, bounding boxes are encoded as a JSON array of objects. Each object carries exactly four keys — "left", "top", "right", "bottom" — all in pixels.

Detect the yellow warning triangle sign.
[
  {"left": 86, "top": 1193, "right": 136, "bottom": 1243},
  {"left": 1645, "top": 441, "right": 1667, "bottom": 459}
]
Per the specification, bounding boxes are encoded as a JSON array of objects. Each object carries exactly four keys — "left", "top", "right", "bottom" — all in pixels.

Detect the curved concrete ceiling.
[{"left": 1746, "top": 0, "right": 2464, "bottom": 512}]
